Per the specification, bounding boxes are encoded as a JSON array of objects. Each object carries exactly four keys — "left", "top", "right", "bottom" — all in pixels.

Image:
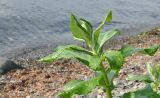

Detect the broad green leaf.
[
  {"left": 39, "top": 45, "right": 101, "bottom": 70},
  {"left": 77, "top": 55, "right": 101, "bottom": 70},
  {"left": 128, "top": 74, "right": 152, "bottom": 83},
  {"left": 120, "top": 44, "right": 160, "bottom": 57},
  {"left": 141, "top": 45, "right": 160, "bottom": 56},
  {"left": 105, "top": 50, "right": 124, "bottom": 70},
  {"left": 64, "top": 80, "right": 83, "bottom": 91},
  {"left": 59, "top": 76, "right": 100, "bottom": 98},
  {"left": 93, "top": 10, "right": 112, "bottom": 48},
  {"left": 97, "top": 29, "right": 120, "bottom": 52},
  {"left": 39, "top": 45, "right": 91, "bottom": 62},
  {"left": 70, "top": 14, "right": 92, "bottom": 46},
  {"left": 119, "top": 44, "right": 141, "bottom": 57},
  {"left": 121, "top": 85, "right": 160, "bottom": 98},
  {"left": 147, "top": 63, "right": 160, "bottom": 81}
]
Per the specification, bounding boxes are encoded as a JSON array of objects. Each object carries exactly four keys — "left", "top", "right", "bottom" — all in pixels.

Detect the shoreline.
[
  {"left": 9, "top": 26, "right": 160, "bottom": 59},
  {"left": 0, "top": 25, "right": 159, "bottom": 59}
]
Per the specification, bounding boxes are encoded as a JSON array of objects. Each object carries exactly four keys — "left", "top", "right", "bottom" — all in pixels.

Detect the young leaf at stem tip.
[
  {"left": 96, "top": 29, "right": 120, "bottom": 53},
  {"left": 70, "top": 14, "right": 92, "bottom": 47},
  {"left": 93, "top": 10, "right": 112, "bottom": 49}
]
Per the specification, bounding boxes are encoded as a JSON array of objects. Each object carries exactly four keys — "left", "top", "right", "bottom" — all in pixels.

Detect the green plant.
[
  {"left": 39, "top": 10, "right": 160, "bottom": 98},
  {"left": 122, "top": 63, "right": 160, "bottom": 98}
]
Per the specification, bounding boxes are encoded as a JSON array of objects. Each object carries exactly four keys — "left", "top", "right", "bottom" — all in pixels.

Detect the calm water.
[{"left": 0, "top": 0, "right": 160, "bottom": 57}]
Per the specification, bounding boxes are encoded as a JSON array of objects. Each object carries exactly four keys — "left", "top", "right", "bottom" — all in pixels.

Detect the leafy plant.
[
  {"left": 122, "top": 63, "right": 160, "bottom": 98},
  {"left": 39, "top": 10, "right": 160, "bottom": 98}
]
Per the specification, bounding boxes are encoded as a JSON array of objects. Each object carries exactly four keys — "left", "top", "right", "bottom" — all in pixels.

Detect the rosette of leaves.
[
  {"left": 39, "top": 10, "right": 160, "bottom": 98},
  {"left": 122, "top": 63, "right": 160, "bottom": 98}
]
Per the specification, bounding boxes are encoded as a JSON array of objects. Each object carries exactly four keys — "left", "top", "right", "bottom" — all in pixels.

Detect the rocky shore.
[{"left": 0, "top": 28, "right": 160, "bottom": 98}]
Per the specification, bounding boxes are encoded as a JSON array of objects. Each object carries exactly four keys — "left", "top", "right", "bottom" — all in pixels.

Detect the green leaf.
[
  {"left": 80, "top": 18, "right": 93, "bottom": 47},
  {"left": 121, "top": 85, "right": 160, "bottom": 98},
  {"left": 70, "top": 14, "right": 92, "bottom": 46},
  {"left": 80, "top": 18, "right": 93, "bottom": 36},
  {"left": 128, "top": 74, "right": 152, "bottom": 83},
  {"left": 119, "top": 44, "right": 141, "bottom": 57},
  {"left": 104, "top": 10, "right": 112, "bottom": 24},
  {"left": 147, "top": 63, "right": 160, "bottom": 81},
  {"left": 141, "top": 45, "right": 160, "bottom": 56},
  {"left": 59, "top": 77, "right": 100, "bottom": 98},
  {"left": 151, "top": 81, "right": 160, "bottom": 94},
  {"left": 107, "top": 69, "right": 118, "bottom": 85},
  {"left": 93, "top": 10, "right": 112, "bottom": 48},
  {"left": 77, "top": 55, "right": 101, "bottom": 71},
  {"left": 119, "top": 44, "right": 160, "bottom": 57},
  {"left": 146, "top": 63, "right": 160, "bottom": 94},
  {"left": 105, "top": 50, "right": 124, "bottom": 70},
  {"left": 59, "top": 92, "right": 72, "bottom": 98},
  {"left": 39, "top": 45, "right": 101, "bottom": 70},
  {"left": 39, "top": 45, "right": 91, "bottom": 62},
  {"left": 97, "top": 29, "right": 120, "bottom": 52}
]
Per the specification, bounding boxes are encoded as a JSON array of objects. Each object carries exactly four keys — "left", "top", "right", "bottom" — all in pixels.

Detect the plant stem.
[
  {"left": 100, "top": 63, "right": 112, "bottom": 98},
  {"left": 92, "top": 48, "right": 112, "bottom": 98}
]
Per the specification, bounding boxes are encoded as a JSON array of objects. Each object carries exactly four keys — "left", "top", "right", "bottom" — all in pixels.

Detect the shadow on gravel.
[{"left": 0, "top": 57, "right": 23, "bottom": 74}]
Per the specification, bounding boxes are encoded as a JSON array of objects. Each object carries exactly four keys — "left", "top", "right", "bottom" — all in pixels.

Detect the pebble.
[
  {"left": 0, "top": 57, "right": 23, "bottom": 74},
  {"left": 26, "top": 96, "right": 32, "bottom": 98},
  {"left": 52, "top": 95, "right": 60, "bottom": 98}
]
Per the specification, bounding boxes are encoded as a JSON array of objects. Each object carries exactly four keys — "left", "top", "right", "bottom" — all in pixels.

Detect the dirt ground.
[{"left": 0, "top": 28, "right": 160, "bottom": 98}]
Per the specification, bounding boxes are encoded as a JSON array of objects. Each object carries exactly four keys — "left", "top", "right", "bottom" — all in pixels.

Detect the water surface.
[{"left": 0, "top": 0, "right": 160, "bottom": 57}]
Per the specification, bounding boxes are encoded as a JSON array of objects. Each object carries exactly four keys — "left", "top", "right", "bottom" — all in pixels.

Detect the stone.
[
  {"left": 26, "top": 96, "right": 32, "bottom": 98},
  {"left": 0, "top": 57, "right": 23, "bottom": 74},
  {"left": 51, "top": 95, "right": 60, "bottom": 98},
  {"left": 87, "top": 93, "right": 97, "bottom": 98}
]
